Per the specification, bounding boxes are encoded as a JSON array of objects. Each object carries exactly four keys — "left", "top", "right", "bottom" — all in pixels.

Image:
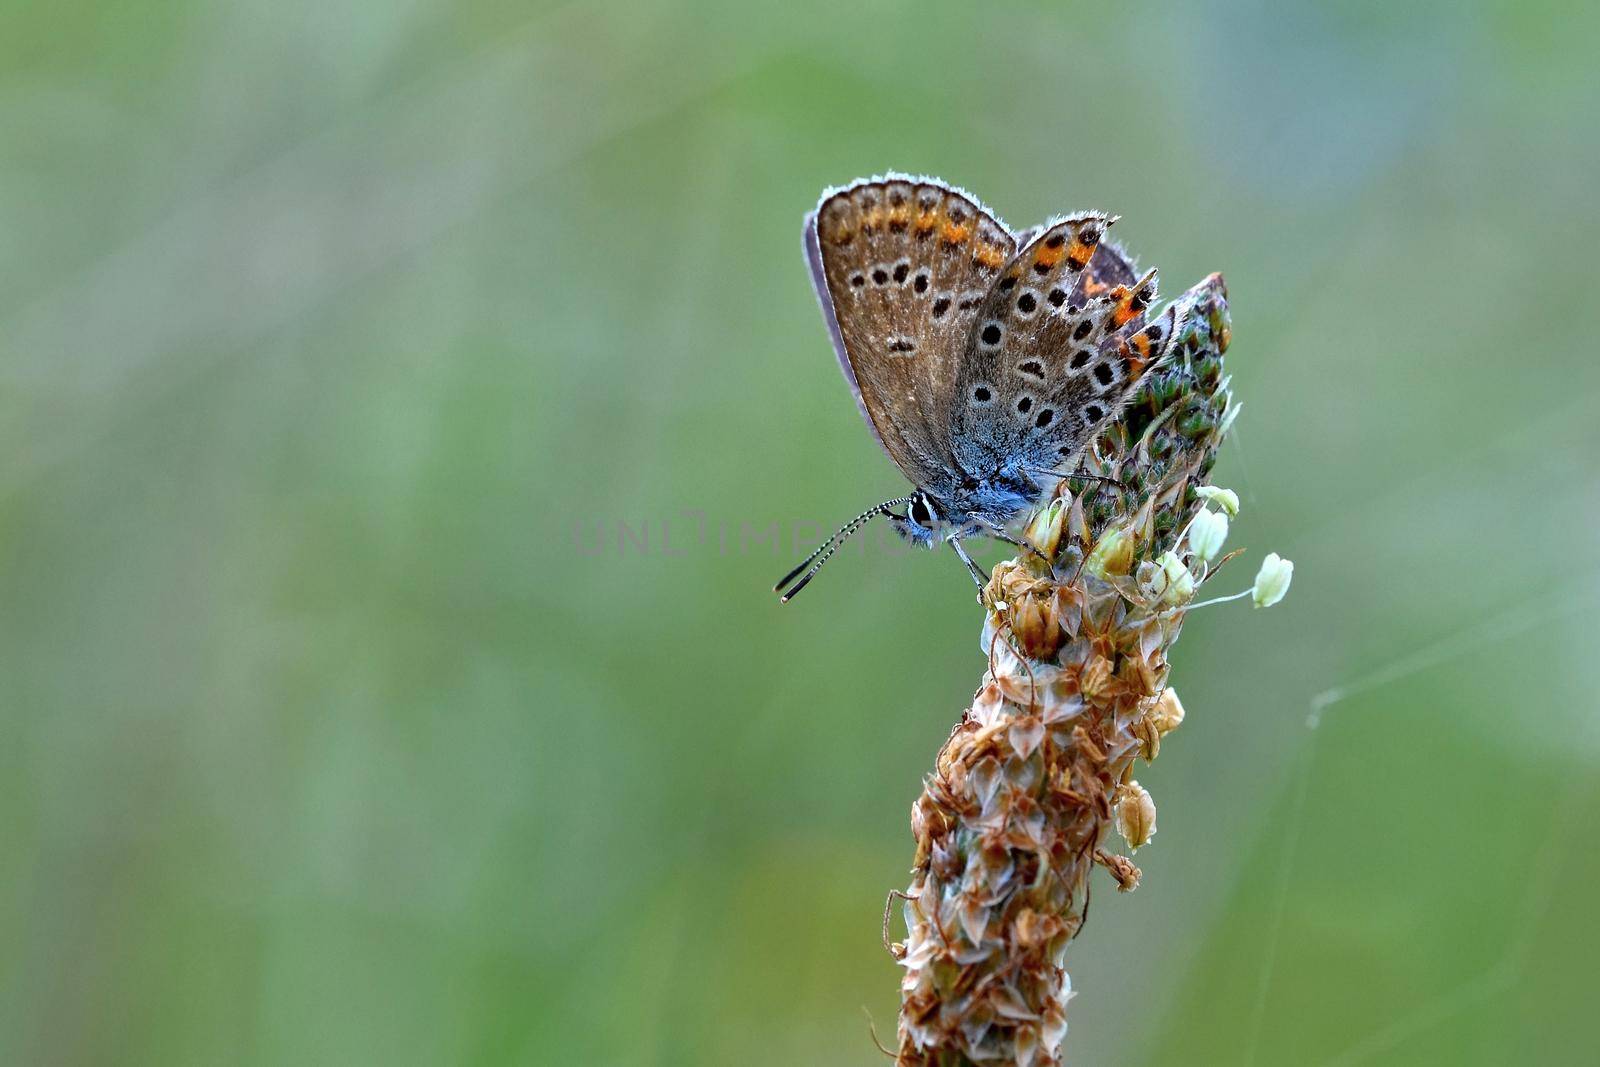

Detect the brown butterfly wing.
[{"left": 805, "top": 176, "right": 1016, "bottom": 487}]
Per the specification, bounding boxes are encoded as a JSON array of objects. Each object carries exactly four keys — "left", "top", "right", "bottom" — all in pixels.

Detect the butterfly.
[{"left": 775, "top": 174, "right": 1180, "bottom": 602}]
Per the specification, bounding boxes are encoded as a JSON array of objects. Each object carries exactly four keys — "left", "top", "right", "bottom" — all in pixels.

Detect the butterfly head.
[
  {"left": 888, "top": 472, "right": 1042, "bottom": 548},
  {"left": 886, "top": 489, "right": 945, "bottom": 548}
]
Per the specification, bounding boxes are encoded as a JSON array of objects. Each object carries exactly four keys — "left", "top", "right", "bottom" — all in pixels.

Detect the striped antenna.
[{"left": 774, "top": 496, "right": 912, "bottom": 603}]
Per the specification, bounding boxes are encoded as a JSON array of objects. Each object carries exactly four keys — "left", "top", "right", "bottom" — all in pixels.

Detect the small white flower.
[
  {"left": 1188, "top": 508, "right": 1229, "bottom": 563},
  {"left": 1193, "top": 485, "right": 1240, "bottom": 517},
  {"left": 1156, "top": 550, "right": 1194, "bottom": 607},
  {"left": 1252, "top": 552, "right": 1294, "bottom": 608}
]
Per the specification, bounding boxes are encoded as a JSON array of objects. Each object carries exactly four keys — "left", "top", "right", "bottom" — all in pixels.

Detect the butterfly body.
[
  {"left": 777, "top": 174, "right": 1179, "bottom": 601},
  {"left": 887, "top": 474, "right": 1039, "bottom": 550}
]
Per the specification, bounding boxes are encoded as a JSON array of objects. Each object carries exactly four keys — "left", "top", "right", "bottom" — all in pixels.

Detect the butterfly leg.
[
  {"left": 1027, "top": 467, "right": 1126, "bottom": 493},
  {"left": 1071, "top": 467, "right": 1125, "bottom": 491},
  {"left": 948, "top": 536, "right": 989, "bottom": 590},
  {"left": 970, "top": 516, "right": 1057, "bottom": 577}
]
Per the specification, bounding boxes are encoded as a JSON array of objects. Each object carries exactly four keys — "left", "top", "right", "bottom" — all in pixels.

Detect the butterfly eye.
[{"left": 910, "top": 494, "right": 933, "bottom": 526}]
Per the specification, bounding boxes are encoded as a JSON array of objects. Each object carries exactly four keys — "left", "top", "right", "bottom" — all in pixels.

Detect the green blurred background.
[{"left": 3, "top": 1, "right": 1598, "bottom": 1063}]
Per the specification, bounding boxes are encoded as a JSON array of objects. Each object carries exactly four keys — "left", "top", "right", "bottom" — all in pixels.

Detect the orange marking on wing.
[
  {"left": 942, "top": 221, "right": 972, "bottom": 244},
  {"left": 1033, "top": 245, "right": 1064, "bottom": 270},
  {"left": 1103, "top": 285, "right": 1140, "bottom": 329},
  {"left": 975, "top": 244, "right": 1007, "bottom": 268},
  {"left": 914, "top": 207, "right": 938, "bottom": 232},
  {"left": 861, "top": 206, "right": 885, "bottom": 231},
  {"left": 1065, "top": 238, "right": 1093, "bottom": 270},
  {"left": 1120, "top": 338, "right": 1148, "bottom": 377},
  {"left": 887, "top": 202, "right": 912, "bottom": 228}
]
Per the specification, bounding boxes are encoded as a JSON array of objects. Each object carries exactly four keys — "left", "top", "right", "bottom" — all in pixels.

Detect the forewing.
[
  {"left": 951, "top": 216, "right": 1178, "bottom": 472},
  {"left": 805, "top": 176, "right": 1015, "bottom": 486}
]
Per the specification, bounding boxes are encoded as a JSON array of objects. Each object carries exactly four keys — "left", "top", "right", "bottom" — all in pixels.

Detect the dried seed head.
[
  {"left": 1012, "top": 595, "right": 1060, "bottom": 660},
  {"left": 987, "top": 560, "right": 1064, "bottom": 659},
  {"left": 1094, "top": 849, "right": 1143, "bottom": 892},
  {"left": 1131, "top": 715, "right": 1161, "bottom": 761},
  {"left": 1079, "top": 655, "right": 1114, "bottom": 704},
  {"left": 1149, "top": 687, "right": 1186, "bottom": 736},
  {"left": 1115, "top": 780, "right": 1157, "bottom": 850},
  {"left": 1013, "top": 906, "right": 1060, "bottom": 950},
  {"left": 983, "top": 559, "right": 1022, "bottom": 608}
]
